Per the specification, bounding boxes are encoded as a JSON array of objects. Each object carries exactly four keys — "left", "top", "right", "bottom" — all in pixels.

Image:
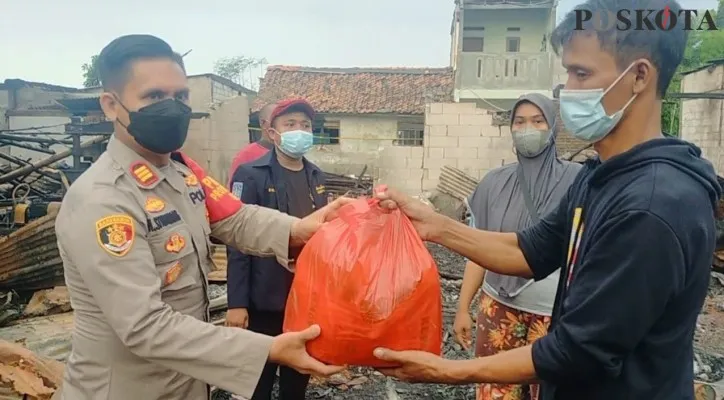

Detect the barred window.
[
  {"left": 313, "top": 121, "right": 340, "bottom": 145},
  {"left": 394, "top": 122, "right": 424, "bottom": 147}
]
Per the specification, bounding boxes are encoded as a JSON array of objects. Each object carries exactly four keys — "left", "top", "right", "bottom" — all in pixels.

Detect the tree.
[
  {"left": 662, "top": 4, "right": 724, "bottom": 136},
  {"left": 213, "top": 56, "right": 267, "bottom": 90},
  {"left": 81, "top": 55, "right": 100, "bottom": 88}
]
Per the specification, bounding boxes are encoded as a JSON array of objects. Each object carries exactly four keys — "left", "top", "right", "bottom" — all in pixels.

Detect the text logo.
[{"left": 574, "top": 7, "right": 717, "bottom": 31}]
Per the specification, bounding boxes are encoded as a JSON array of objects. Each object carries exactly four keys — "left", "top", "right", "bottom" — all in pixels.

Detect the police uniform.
[{"left": 55, "top": 137, "right": 299, "bottom": 400}]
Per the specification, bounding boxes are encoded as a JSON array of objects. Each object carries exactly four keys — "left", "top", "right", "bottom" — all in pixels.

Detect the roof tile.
[{"left": 253, "top": 66, "right": 454, "bottom": 115}]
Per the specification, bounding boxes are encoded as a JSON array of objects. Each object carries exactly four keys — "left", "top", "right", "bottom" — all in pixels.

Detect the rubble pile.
[
  {"left": 323, "top": 169, "right": 374, "bottom": 198},
  {"left": 0, "top": 209, "right": 63, "bottom": 295},
  {"left": 0, "top": 339, "right": 64, "bottom": 400},
  {"left": 694, "top": 275, "right": 724, "bottom": 386}
]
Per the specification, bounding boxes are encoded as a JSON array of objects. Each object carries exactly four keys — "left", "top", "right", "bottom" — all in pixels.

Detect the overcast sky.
[{"left": 0, "top": 0, "right": 717, "bottom": 88}]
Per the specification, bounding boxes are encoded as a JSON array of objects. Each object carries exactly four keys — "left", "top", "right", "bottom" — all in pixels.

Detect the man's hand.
[
  {"left": 374, "top": 348, "right": 459, "bottom": 384},
  {"left": 290, "top": 196, "right": 355, "bottom": 245},
  {"left": 225, "top": 308, "right": 249, "bottom": 329},
  {"left": 269, "top": 325, "right": 346, "bottom": 376},
  {"left": 453, "top": 310, "right": 474, "bottom": 350},
  {"left": 374, "top": 185, "right": 448, "bottom": 241}
]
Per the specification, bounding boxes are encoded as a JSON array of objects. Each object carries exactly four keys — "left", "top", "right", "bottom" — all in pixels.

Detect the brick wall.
[
  {"left": 304, "top": 115, "right": 428, "bottom": 194},
  {"left": 680, "top": 65, "right": 724, "bottom": 175},
  {"left": 292, "top": 101, "right": 592, "bottom": 195},
  {"left": 372, "top": 101, "right": 591, "bottom": 194},
  {"left": 422, "top": 102, "right": 516, "bottom": 191}
]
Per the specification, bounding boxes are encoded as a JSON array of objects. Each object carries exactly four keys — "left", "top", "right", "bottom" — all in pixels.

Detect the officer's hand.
[
  {"left": 290, "top": 196, "right": 355, "bottom": 245},
  {"left": 269, "top": 324, "right": 346, "bottom": 376},
  {"left": 374, "top": 185, "right": 446, "bottom": 241},
  {"left": 225, "top": 308, "right": 249, "bottom": 329}
]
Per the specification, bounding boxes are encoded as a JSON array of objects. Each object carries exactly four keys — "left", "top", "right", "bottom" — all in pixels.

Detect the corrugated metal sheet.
[
  {"left": 0, "top": 211, "right": 63, "bottom": 292},
  {"left": 0, "top": 313, "right": 73, "bottom": 362},
  {"left": 437, "top": 165, "right": 478, "bottom": 201}
]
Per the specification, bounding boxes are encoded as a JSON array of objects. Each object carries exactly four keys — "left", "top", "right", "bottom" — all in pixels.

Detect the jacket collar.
[
  {"left": 106, "top": 136, "right": 187, "bottom": 193},
  {"left": 247, "top": 147, "right": 321, "bottom": 175}
]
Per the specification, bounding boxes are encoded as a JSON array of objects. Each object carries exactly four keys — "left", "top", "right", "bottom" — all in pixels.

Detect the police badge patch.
[
  {"left": 96, "top": 215, "right": 135, "bottom": 257},
  {"left": 232, "top": 182, "right": 244, "bottom": 198},
  {"left": 165, "top": 232, "right": 186, "bottom": 253}
]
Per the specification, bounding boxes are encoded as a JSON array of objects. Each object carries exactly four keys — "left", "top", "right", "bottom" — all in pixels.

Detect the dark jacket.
[
  {"left": 226, "top": 149, "right": 327, "bottom": 312},
  {"left": 517, "top": 138, "right": 721, "bottom": 400}
]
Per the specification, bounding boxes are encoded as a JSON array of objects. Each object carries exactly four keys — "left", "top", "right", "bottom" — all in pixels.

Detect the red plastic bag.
[{"left": 283, "top": 198, "right": 442, "bottom": 367}]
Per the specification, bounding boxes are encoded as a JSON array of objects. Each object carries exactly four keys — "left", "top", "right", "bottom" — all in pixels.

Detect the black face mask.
[{"left": 119, "top": 98, "right": 192, "bottom": 154}]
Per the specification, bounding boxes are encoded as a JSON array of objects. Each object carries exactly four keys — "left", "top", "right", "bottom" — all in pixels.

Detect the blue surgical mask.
[
  {"left": 559, "top": 62, "right": 638, "bottom": 143},
  {"left": 277, "top": 130, "right": 313, "bottom": 159}
]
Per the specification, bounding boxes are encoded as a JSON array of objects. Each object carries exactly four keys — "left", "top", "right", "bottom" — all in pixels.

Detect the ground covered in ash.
[{"left": 694, "top": 272, "right": 724, "bottom": 383}]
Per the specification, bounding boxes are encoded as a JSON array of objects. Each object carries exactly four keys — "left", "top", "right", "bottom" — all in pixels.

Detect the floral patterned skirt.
[{"left": 475, "top": 293, "right": 551, "bottom": 400}]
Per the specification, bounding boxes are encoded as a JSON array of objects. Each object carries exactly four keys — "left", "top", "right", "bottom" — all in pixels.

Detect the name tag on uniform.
[
  {"left": 147, "top": 210, "right": 182, "bottom": 232},
  {"left": 232, "top": 182, "right": 244, "bottom": 198}
]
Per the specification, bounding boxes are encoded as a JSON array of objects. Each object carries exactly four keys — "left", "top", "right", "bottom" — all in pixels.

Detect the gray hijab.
[{"left": 468, "top": 93, "right": 582, "bottom": 298}]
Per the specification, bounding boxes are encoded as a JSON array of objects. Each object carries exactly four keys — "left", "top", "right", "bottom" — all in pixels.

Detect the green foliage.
[
  {"left": 663, "top": 3, "right": 724, "bottom": 136},
  {"left": 81, "top": 55, "right": 100, "bottom": 88}
]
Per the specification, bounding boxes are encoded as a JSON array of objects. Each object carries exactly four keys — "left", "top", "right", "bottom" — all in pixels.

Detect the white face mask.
[{"left": 559, "top": 62, "right": 638, "bottom": 143}]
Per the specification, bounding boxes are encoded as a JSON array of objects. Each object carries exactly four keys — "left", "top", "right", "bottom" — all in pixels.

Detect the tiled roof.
[{"left": 253, "top": 66, "right": 454, "bottom": 115}]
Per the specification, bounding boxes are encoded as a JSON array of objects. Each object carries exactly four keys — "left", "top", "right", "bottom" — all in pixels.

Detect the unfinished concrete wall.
[
  {"left": 680, "top": 65, "right": 724, "bottom": 175},
  {"left": 421, "top": 102, "right": 515, "bottom": 191},
  {"left": 305, "top": 114, "right": 426, "bottom": 194},
  {"left": 306, "top": 115, "right": 397, "bottom": 174},
  {"left": 303, "top": 104, "right": 517, "bottom": 195},
  {"left": 187, "top": 75, "right": 250, "bottom": 112},
  {"left": 183, "top": 96, "right": 250, "bottom": 183},
  {"left": 187, "top": 76, "right": 214, "bottom": 111}
]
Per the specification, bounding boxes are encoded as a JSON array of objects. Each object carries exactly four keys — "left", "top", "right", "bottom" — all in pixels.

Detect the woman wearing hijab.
[{"left": 452, "top": 93, "right": 582, "bottom": 400}]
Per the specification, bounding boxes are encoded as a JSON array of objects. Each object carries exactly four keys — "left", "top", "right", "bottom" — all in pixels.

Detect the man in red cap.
[
  {"left": 227, "top": 102, "right": 276, "bottom": 185},
  {"left": 226, "top": 98, "right": 326, "bottom": 400}
]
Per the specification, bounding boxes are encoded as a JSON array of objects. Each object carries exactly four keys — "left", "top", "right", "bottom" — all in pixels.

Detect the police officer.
[{"left": 54, "top": 35, "right": 346, "bottom": 400}]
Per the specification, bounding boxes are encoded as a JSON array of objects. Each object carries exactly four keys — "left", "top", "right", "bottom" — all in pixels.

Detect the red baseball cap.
[{"left": 269, "top": 98, "right": 315, "bottom": 124}]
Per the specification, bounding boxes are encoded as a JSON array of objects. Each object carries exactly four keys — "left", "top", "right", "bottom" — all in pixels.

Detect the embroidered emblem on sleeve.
[
  {"left": 144, "top": 197, "right": 165, "bottom": 213},
  {"left": 184, "top": 174, "right": 199, "bottom": 186},
  {"left": 130, "top": 162, "right": 159, "bottom": 187},
  {"left": 96, "top": 215, "right": 135, "bottom": 257},
  {"left": 165, "top": 233, "right": 186, "bottom": 253}
]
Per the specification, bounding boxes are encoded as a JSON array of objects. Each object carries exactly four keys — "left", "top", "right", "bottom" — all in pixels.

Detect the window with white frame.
[
  {"left": 313, "top": 121, "right": 340, "bottom": 145},
  {"left": 395, "top": 122, "right": 424, "bottom": 147}
]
